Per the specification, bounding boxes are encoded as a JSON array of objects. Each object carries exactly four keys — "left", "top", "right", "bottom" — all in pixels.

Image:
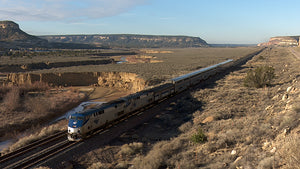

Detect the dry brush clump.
[
  {"left": 117, "top": 142, "right": 143, "bottom": 157},
  {"left": 88, "top": 162, "right": 113, "bottom": 169},
  {"left": 277, "top": 134, "right": 300, "bottom": 169},
  {"left": 244, "top": 65, "right": 275, "bottom": 88},
  {"left": 190, "top": 128, "right": 207, "bottom": 144},
  {"left": 130, "top": 136, "right": 191, "bottom": 169},
  {"left": 2, "top": 86, "right": 20, "bottom": 111}
]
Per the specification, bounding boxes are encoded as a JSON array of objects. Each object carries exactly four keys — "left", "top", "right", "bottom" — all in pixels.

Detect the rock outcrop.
[
  {"left": 6, "top": 72, "right": 146, "bottom": 92},
  {"left": 40, "top": 34, "right": 208, "bottom": 48},
  {"left": 258, "top": 36, "right": 299, "bottom": 47}
]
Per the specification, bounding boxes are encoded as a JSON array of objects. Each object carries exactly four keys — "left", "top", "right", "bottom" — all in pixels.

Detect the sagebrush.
[
  {"left": 244, "top": 65, "right": 275, "bottom": 88},
  {"left": 191, "top": 128, "right": 207, "bottom": 144}
]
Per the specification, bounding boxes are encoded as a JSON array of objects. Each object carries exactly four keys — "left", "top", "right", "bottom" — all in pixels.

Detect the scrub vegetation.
[
  {"left": 0, "top": 82, "right": 86, "bottom": 141},
  {"left": 244, "top": 65, "right": 275, "bottom": 88}
]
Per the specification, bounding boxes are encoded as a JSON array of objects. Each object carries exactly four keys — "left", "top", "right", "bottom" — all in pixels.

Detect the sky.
[{"left": 0, "top": 0, "right": 299, "bottom": 44}]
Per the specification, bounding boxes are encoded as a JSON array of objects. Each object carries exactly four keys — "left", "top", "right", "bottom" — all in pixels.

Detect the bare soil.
[{"left": 71, "top": 47, "right": 300, "bottom": 169}]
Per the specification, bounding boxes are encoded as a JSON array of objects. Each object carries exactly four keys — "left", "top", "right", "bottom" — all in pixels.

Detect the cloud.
[{"left": 0, "top": 0, "right": 148, "bottom": 21}]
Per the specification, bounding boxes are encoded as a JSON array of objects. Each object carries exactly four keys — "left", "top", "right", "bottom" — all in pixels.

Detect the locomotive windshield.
[{"left": 69, "top": 115, "right": 85, "bottom": 120}]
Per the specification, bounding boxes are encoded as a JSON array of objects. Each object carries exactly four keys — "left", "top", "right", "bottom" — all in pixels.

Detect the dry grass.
[
  {"left": 0, "top": 84, "right": 86, "bottom": 137},
  {"left": 131, "top": 136, "right": 190, "bottom": 169},
  {"left": 3, "top": 86, "right": 20, "bottom": 111},
  {"left": 277, "top": 134, "right": 300, "bottom": 169},
  {"left": 1, "top": 123, "right": 64, "bottom": 154},
  {"left": 117, "top": 142, "right": 143, "bottom": 157},
  {"left": 88, "top": 162, "right": 113, "bottom": 169}
]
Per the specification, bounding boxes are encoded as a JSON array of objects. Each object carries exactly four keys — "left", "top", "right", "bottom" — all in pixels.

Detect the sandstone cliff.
[
  {"left": 6, "top": 72, "right": 145, "bottom": 92},
  {"left": 258, "top": 36, "right": 299, "bottom": 47},
  {"left": 40, "top": 34, "right": 208, "bottom": 48}
]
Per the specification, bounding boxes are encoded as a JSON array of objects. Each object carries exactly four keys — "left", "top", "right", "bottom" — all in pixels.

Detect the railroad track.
[
  {"left": 0, "top": 103, "right": 159, "bottom": 169},
  {"left": 0, "top": 131, "right": 67, "bottom": 169}
]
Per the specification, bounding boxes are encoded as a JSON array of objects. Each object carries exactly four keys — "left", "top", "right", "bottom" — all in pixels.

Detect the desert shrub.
[
  {"left": 258, "top": 55, "right": 265, "bottom": 60},
  {"left": 118, "top": 142, "right": 143, "bottom": 156},
  {"left": 191, "top": 128, "right": 207, "bottom": 144},
  {"left": 294, "top": 105, "right": 300, "bottom": 113},
  {"left": 25, "top": 96, "right": 50, "bottom": 114},
  {"left": 0, "top": 85, "right": 10, "bottom": 99},
  {"left": 115, "top": 161, "right": 129, "bottom": 169},
  {"left": 34, "top": 167, "right": 51, "bottom": 169},
  {"left": 174, "top": 155, "right": 197, "bottom": 169},
  {"left": 257, "top": 156, "right": 276, "bottom": 169},
  {"left": 3, "top": 86, "right": 20, "bottom": 111},
  {"left": 278, "top": 135, "right": 300, "bottom": 169},
  {"left": 19, "top": 81, "right": 49, "bottom": 94},
  {"left": 88, "top": 162, "right": 112, "bottom": 169},
  {"left": 131, "top": 138, "right": 186, "bottom": 169},
  {"left": 244, "top": 66, "right": 275, "bottom": 88},
  {"left": 178, "top": 121, "right": 193, "bottom": 133}
]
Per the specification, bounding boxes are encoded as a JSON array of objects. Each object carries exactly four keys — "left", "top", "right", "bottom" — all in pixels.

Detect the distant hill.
[
  {"left": 0, "top": 20, "right": 208, "bottom": 49},
  {"left": 0, "top": 20, "right": 48, "bottom": 48},
  {"left": 40, "top": 34, "right": 209, "bottom": 48},
  {"left": 0, "top": 20, "right": 100, "bottom": 49},
  {"left": 258, "top": 36, "right": 300, "bottom": 47}
]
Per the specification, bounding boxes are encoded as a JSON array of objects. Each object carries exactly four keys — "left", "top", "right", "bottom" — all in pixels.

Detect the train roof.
[
  {"left": 72, "top": 98, "right": 126, "bottom": 116},
  {"left": 172, "top": 59, "right": 233, "bottom": 82}
]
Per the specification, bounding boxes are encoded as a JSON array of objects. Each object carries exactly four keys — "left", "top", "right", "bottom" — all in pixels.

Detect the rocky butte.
[
  {"left": 258, "top": 36, "right": 300, "bottom": 47},
  {"left": 0, "top": 20, "right": 48, "bottom": 48},
  {"left": 40, "top": 34, "right": 209, "bottom": 48}
]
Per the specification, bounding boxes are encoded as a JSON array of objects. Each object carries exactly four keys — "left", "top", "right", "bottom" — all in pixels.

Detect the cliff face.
[
  {"left": 6, "top": 72, "right": 146, "bottom": 92},
  {"left": 0, "top": 21, "right": 44, "bottom": 42},
  {"left": 258, "top": 36, "right": 299, "bottom": 47},
  {"left": 40, "top": 34, "right": 208, "bottom": 48},
  {"left": 0, "top": 20, "right": 48, "bottom": 48}
]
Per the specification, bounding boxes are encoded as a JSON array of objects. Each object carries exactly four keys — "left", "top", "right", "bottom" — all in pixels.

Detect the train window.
[
  {"left": 71, "top": 116, "right": 76, "bottom": 119},
  {"left": 78, "top": 116, "right": 84, "bottom": 120}
]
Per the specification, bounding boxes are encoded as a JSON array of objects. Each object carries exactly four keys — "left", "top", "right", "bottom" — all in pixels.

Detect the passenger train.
[{"left": 67, "top": 59, "right": 237, "bottom": 141}]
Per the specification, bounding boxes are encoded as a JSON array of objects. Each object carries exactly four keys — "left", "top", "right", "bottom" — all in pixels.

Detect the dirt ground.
[
  {"left": 74, "top": 47, "right": 300, "bottom": 169},
  {"left": 73, "top": 86, "right": 131, "bottom": 102}
]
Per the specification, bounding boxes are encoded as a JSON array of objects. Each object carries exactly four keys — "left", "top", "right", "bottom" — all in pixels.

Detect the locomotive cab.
[{"left": 68, "top": 114, "right": 86, "bottom": 141}]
